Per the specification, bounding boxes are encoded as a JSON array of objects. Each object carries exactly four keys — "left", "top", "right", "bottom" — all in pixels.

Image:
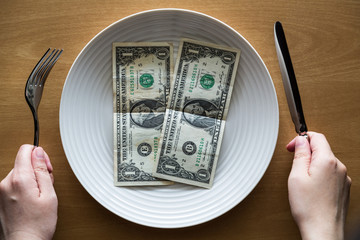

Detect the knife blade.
[{"left": 274, "top": 21, "right": 308, "bottom": 136}]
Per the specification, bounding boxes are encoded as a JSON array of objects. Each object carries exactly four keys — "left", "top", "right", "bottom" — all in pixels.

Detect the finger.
[
  {"left": 4, "top": 169, "right": 14, "bottom": 180},
  {"left": 307, "top": 132, "right": 334, "bottom": 157},
  {"left": 347, "top": 176, "right": 352, "bottom": 185},
  {"left": 49, "top": 172, "right": 54, "bottom": 184},
  {"left": 0, "top": 169, "right": 14, "bottom": 188},
  {"left": 44, "top": 151, "right": 54, "bottom": 184},
  {"left": 291, "top": 136, "right": 311, "bottom": 175},
  {"left": 286, "top": 136, "right": 297, "bottom": 152},
  {"left": 14, "top": 144, "right": 34, "bottom": 173},
  {"left": 343, "top": 175, "right": 351, "bottom": 220},
  {"left": 44, "top": 151, "right": 53, "bottom": 173},
  {"left": 307, "top": 132, "right": 336, "bottom": 167},
  {"left": 31, "top": 147, "right": 54, "bottom": 196}
]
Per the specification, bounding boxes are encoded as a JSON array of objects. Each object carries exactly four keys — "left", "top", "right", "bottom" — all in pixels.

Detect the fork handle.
[{"left": 31, "top": 110, "right": 39, "bottom": 146}]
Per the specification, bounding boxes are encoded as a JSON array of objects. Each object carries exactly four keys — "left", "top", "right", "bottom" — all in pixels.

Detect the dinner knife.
[{"left": 274, "top": 21, "right": 308, "bottom": 136}]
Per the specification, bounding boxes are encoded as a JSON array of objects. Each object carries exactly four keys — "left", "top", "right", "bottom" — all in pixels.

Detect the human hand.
[
  {"left": 287, "top": 132, "right": 351, "bottom": 240},
  {"left": 0, "top": 145, "right": 57, "bottom": 240}
]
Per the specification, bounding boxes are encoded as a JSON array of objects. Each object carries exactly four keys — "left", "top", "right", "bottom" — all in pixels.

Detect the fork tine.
[
  {"left": 39, "top": 49, "right": 63, "bottom": 86},
  {"left": 34, "top": 49, "right": 57, "bottom": 85},
  {"left": 27, "top": 48, "right": 51, "bottom": 84}
]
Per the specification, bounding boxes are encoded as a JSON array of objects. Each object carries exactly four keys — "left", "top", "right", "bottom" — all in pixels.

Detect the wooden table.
[{"left": 1, "top": 1, "right": 359, "bottom": 239}]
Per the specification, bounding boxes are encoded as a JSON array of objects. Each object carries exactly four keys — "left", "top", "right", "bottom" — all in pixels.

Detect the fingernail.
[
  {"left": 295, "top": 136, "right": 307, "bottom": 147},
  {"left": 35, "top": 147, "right": 45, "bottom": 158}
]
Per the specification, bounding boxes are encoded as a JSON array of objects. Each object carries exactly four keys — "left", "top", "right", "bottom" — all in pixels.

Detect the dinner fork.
[{"left": 25, "top": 48, "right": 63, "bottom": 146}]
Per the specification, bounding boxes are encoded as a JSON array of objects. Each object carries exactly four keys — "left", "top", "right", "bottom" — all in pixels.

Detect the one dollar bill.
[
  {"left": 153, "top": 39, "right": 241, "bottom": 188},
  {"left": 113, "top": 42, "right": 173, "bottom": 186}
]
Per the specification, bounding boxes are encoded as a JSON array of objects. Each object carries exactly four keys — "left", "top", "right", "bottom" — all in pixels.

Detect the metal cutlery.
[
  {"left": 25, "top": 48, "right": 63, "bottom": 146},
  {"left": 274, "top": 21, "right": 308, "bottom": 137}
]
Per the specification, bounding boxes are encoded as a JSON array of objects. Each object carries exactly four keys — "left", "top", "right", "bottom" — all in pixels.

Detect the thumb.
[
  {"left": 291, "top": 136, "right": 311, "bottom": 176},
  {"left": 31, "top": 147, "right": 54, "bottom": 197}
]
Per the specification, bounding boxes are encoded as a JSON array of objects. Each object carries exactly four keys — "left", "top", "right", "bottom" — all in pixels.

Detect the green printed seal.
[
  {"left": 139, "top": 73, "right": 154, "bottom": 88},
  {"left": 200, "top": 74, "right": 215, "bottom": 89}
]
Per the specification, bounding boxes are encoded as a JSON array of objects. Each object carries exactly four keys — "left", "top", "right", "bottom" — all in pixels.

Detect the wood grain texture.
[{"left": 0, "top": 0, "right": 359, "bottom": 239}]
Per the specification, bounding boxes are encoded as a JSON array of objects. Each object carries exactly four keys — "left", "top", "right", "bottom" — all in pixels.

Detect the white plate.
[{"left": 60, "top": 9, "right": 279, "bottom": 228}]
